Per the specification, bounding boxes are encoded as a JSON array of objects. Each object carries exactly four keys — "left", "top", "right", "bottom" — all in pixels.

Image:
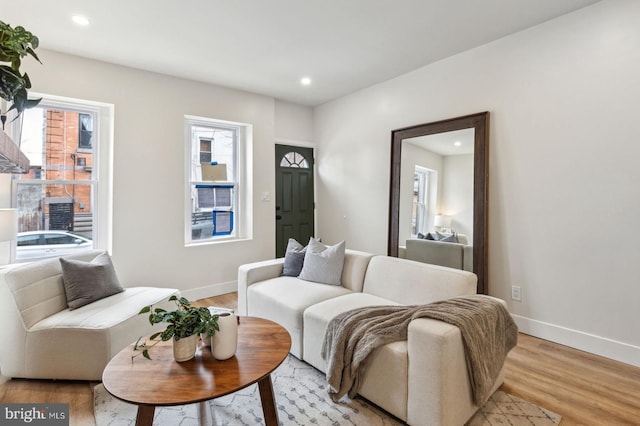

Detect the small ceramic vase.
[
  {"left": 173, "top": 334, "right": 197, "bottom": 362},
  {"left": 212, "top": 312, "right": 238, "bottom": 360}
]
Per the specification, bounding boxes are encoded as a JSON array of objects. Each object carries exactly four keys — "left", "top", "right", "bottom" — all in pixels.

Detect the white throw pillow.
[{"left": 298, "top": 238, "right": 345, "bottom": 285}]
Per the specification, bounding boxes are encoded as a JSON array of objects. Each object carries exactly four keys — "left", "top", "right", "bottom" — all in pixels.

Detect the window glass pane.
[
  {"left": 191, "top": 126, "right": 235, "bottom": 181},
  {"left": 16, "top": 234, "right": 40, "bottom": 246},
  {"left": 15, "top": 182, "right": 94, "bottom": 260},
  {"left": 199, "top": 139, "right": 212, "bottom": 163},
  {"left": 18, "top": 107, "right": 95, "bottom": 181},
  {"left": 280, "top": 151, "right": 309, "bottom": 168},
  {"left": 79, "top": 113, "right": 93, "bottom": 149},
  {"left": 44, "top": 233, "right": 77, "bottom": 245}
]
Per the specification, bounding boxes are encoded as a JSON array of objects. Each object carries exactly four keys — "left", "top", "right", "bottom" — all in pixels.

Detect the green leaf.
[
  {"left": 142, "top": 349, "right": 151, "bottom": 360},
  {"left": 139, "top": 306, "right": 151, "bottom": 315}
]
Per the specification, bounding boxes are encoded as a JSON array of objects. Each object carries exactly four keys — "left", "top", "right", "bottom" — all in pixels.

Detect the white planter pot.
[
  {"left": 173, "top": 334, "right": 197, "bottom": 362},
  {"left": 212, "top": 312, "right": 238, "bottom": 360}
]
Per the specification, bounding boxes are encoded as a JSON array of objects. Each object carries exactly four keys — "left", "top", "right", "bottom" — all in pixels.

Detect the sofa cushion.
[
  {"left": 247, "top": 276, "right": 351, "bottom": 358},
  {"left": 359, "top": 341, "right": 409, "bottom": 421},
  {"left": 25, "top": 286, "right": 179, "bottom": 380},
  {"left": 60, "top": 252, "right": 124, "bottom": 310},
  {"left": 363, "top": 256, "right": 477, "bottom": 304},
  {"left": 299, "top": 239, "right": 345, "bottom": 285},
  {"left": 302, "top": 292, "right": 400, "bottom": 372},
  {"left": 4, "top": 250, "right": 107, "bottom": 329},
  {"left": 282, "top": 238, "right": 306, "bottom": 277},
  {"left": 302, "top": 291, "right": 408, "bottom": 420},
  {"left": 405, "top": 238, "right": 465, "bottom": 269}
]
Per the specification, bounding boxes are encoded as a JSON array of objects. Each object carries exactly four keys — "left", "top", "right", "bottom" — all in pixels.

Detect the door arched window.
[{"left": 279, "top": 151, "right": 309, "bottom": 168}]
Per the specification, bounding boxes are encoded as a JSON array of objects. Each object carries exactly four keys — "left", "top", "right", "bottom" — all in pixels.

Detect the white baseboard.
[
  {"left": 181, "top": 280, "right": 238, "bottom": 304},
  {"left": 512, "top": 314, "right": 640, "bottom": 368}
]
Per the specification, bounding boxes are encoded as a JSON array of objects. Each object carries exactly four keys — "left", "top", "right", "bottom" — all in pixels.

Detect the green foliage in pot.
[
  {"left": 134, "top": 295, "right": 219, "bottom": 360},
  {"left": 0, "top": 20, "right": 42, "bottom": 118}
]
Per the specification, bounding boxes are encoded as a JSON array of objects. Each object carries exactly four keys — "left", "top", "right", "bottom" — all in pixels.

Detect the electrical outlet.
[{"left": 511, "top": 285, "right": 522, "bottom": 301}]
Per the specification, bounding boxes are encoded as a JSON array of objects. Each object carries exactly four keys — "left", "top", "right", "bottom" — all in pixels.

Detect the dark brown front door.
[{"left": 275, "top": 144, "right": 315, "bottom": 257}]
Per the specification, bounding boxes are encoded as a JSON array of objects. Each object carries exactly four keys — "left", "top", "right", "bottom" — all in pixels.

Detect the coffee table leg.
[
  {"left": 198, "top": 400, "right": 214, "bottom": 426},
  {"left": 135, "top": 405, "right": 155, "bottom": 426},
  {"left": 258, "top": 375, "right": 279, "bottom": 426}
]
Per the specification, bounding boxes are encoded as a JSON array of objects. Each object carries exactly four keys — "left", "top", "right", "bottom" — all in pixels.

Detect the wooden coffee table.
[{"left": 102, "top": 316, "right": 291, "bottom": 426}]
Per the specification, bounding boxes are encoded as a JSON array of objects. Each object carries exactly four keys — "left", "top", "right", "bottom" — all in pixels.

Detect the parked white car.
[{"left": 16, "top": 231, "right": 93, "bottom": 260}]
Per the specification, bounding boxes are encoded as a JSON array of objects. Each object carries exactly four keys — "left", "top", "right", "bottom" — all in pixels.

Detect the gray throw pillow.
[
  {"left": 425, "top": 232, "right": 436, "bottom": 240},
  {"left": 60, "top": 252, "right": 124, "bottom": 310},
  {"left": 282, "top": 238, "right": 306, "bottom": 276},
  {"left": 436, "top": 232, "right": 458, "bottom": 243},
  {"left": 298, "top": 238, "right": 345, "bottom": 285}
]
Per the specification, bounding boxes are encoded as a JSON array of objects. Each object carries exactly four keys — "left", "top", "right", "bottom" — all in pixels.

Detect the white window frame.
[
  {"left": 10, "top": 93, "right": 114, "bottom": 261},
  {"left": 184, "top": 115, "right": 251, "bottom": 246}
]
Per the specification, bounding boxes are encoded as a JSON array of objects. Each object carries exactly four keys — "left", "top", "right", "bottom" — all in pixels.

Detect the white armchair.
[{"left": 0, "top": 251, "right": 179, "bottom": 380}]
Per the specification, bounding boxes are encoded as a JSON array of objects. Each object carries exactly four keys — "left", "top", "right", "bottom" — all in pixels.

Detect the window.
[
  {"left": 78, "top": 113, "right": 93, "bottom": 150},
  {"left": 279, "top": 151, "right": 309, "bottom": 168},
  {"left": 12, "top": 95, "right": 113, "bottom": 261},
  {"left": 185, "top": 116, "right": 250, "bottom": 244},
  {"left": 411, "top": 166, "right": 435, "bottom": 236}
]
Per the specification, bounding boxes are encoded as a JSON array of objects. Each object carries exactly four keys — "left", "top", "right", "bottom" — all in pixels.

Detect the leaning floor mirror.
[{"left": 388, "top": 112, "right": 489, "bottom": 294}]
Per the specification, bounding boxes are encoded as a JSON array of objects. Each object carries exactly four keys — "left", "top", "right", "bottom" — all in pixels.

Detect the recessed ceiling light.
[
  {"left": 300, "top": 77, "right": 312, "bottom": 86},
  {"left": 71, "top": 15, "right": 90, "bottom": 26},
  {"left": 454, "top": 141, "right": 462, "bottom": 147}
]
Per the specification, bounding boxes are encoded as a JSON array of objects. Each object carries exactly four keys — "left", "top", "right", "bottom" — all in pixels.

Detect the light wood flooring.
[{"left": 1, "top": 292, "right": 638, "bottom": 425}]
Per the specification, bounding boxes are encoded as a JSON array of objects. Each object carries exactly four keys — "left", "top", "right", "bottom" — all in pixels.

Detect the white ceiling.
[
  {"left": 2, "top": 0, "right": 600, "bottom": 106},
  {"left": 407, "top": 128, "right": 475, "bottom": 156}
]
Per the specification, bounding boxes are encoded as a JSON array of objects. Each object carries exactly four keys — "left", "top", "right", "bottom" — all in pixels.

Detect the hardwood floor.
[{"left": 1, "top": 292, "right": 638, "bottom": 425}]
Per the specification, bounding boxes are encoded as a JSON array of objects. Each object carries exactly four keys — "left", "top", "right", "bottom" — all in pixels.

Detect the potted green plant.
[
  {"left": 135, "top": 295, "right": 219, "bottom": 362},
  {"left": 0, "top": 19, "right": 42, "bottom": 129}
]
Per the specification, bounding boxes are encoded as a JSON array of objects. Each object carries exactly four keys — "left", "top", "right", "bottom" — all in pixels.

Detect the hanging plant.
[{"left": 0, "top": 19, "right": 42, "bottom": 124}]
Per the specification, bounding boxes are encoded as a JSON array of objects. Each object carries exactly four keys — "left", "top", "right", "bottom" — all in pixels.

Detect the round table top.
[{"left": 102, "top": 316, "right": 291, "bottom": 406}]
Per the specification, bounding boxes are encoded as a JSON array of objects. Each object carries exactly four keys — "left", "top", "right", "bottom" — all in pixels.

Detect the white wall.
[
  {"left": 314, "top": 0, "right": 640, "bottom": 366},
  {"left": 275, "top": 100, "right": 314, "bottom": 143},
  {"left": 13, "top": 50, "right": 313, "bottom": 299}
]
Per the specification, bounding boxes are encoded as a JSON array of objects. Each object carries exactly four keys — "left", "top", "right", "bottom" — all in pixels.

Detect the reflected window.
[
  {"left": 280, "top": 151, "right": 309, "bottom": 168},
  {"left": 411, "top": 166, "right": 436, "bottom": 236}
]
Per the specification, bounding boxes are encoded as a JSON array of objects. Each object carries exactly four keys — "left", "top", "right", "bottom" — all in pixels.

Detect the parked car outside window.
[{"left": 16, "top": 231, "right": 93, "bottom": 260}]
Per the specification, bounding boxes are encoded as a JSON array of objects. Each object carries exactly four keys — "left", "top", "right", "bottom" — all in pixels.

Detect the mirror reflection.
[
  {"left": 398, "top": 128, "right": 475, "bottom": 271},
  {"left": 388, "top": 112, "right": 489, "bottom": 294}
]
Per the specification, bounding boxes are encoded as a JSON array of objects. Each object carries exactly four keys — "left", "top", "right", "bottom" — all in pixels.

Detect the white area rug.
[{"left": 94, "top": 355, "right": 560, "bottom": 426}]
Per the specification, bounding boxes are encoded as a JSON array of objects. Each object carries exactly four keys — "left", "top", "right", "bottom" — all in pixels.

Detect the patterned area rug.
[{"left": 94, "top": 355, "right": 560, "bottom": 426}]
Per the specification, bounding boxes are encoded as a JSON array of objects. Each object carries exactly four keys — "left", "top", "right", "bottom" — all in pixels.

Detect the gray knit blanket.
[{"left": 321, "top": 295, "right": 518, "bottom": 406}]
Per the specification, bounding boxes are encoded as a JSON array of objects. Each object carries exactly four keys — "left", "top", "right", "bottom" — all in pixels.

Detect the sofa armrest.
[
  {"left": 407, "top": 296, "right": 508, "bottom": 425},
  {"left": 0, "top": 270, "right": 28, "bottom": 378},
  {"left": 237, "top": 258, "right": 284, "bottom": 315},
  {"left": 407, "top": 318, "right": 480, "bottom": 426}
]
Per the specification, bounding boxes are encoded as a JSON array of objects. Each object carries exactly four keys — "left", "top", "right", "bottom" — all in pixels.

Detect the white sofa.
[
  {"left": 238, "top": 250, "right": 508, "bottom": 426},
  {"left": 0, "top": 250, "right": 179, "bottom": 381},
  {"left": 403, "top": 233, "right": 473, "bottom": 272}
]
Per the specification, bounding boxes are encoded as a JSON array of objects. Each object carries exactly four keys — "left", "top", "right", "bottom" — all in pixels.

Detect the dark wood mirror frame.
[{"left": 388, "top": 112, "right": 489, "bottom": 294}]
